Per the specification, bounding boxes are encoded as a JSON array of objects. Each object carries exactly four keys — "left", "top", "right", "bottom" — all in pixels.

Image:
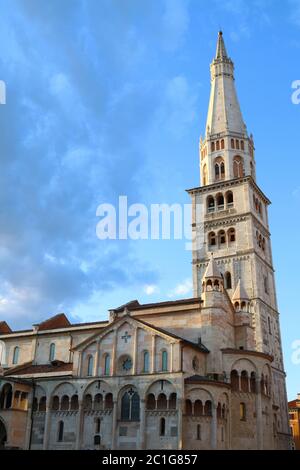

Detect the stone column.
[
  {"left": 43, "top": 403, "right": 52, "bottom": 450},
  {"left": 133, "top": 328, "right": 138, "bottom": 375},
  {"left": 177, "top": 398, "right": 183, "bottom": 450},
  {"left": 151, "top": 335, "right": 156, "bottom": 373},
  {"left": 24, "top": 397, "right": 33, "bottom": 449},
  {"left": 94, "top": 341, "right": 100, "bottom": 376},
  {"left": 139, "top": 399, "right": 146, "bottom": 449},
  {"left": 112, "top": 331, "right": 117, "bottom": 375},
  {"left": 255, "top": 379, "right": 263, "bottom": 450},
  {"left": 75, "top": 400, "right": 84, "bottom": 450},
  {"left": 111, "top": 400, "right": 118, "bottom": 450},
  {"left": 211, "top": 404, "right": 217, "bottom": 449}
]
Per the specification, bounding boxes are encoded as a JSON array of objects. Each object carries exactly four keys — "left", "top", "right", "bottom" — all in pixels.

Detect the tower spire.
[{"left": 215, "top": 31, "right": 228, "bottom": 59}]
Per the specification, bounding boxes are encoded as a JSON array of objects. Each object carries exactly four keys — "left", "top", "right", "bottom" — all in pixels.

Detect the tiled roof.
[
  {"left": 0, "top": 321, "right": 12, "bottom": 334},
  {"left": 37, "top": 313, "right": 70, "bottom": 331},
  {"left": 112, "top": 297, "right": 202, "bottom": 312},
  {"left": 4, "top": 361, "right": 73, "bottom": 376}
]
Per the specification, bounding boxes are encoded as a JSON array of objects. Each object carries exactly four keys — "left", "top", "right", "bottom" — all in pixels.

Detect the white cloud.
[
  {"left": 144, "top": 284, "right": 159, "bottom": 295},
  {"left": 162, "top": 0, "right": 190, "bottom": 51},
  {"left": 290, "top": 0, "right": 300, "bottom": 26},
  {"left": 167, "top": 278, "right": 193, "bottom": 298}
]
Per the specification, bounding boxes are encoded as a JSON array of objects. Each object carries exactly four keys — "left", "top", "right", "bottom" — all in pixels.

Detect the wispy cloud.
[
  {"left": 144, "top": 285, "right": 159, "bottom": 296},
  {"left": 167, "top": 279, "right": 193, "bottom": 298}
]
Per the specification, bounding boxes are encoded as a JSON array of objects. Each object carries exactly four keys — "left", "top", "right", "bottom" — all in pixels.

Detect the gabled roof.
[
  {"left": 0, "top": 321, "right": 12, "bottom": 334},
  {"left": 72, "top": 314, "right": 209, "bottom": 354},
  {"left": 111, "top": 297, "right": 202, "bottom": 313},
  {"left": 4, "top": 360, "right": 73, "bottom": 376},
  {"left": 232, "top": 279, "right": 249, "bottom": 301},
  {"left": 36, "top": 313, "right": 70, "bottom": 331}
]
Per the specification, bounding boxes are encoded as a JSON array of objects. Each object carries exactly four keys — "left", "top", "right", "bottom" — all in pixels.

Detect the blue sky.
[{"left": 0, "top": 0, "right": 299, "bottom": 399}]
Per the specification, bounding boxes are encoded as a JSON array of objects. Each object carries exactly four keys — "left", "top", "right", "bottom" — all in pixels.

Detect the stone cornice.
[{"left": 186, "top": 175, "right": 271, "bottom": 205}]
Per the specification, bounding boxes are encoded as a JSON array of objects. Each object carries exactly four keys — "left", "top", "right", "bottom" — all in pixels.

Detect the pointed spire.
[
  {"left": 215, "top": 31, "right": 228, "bottom": 60},
  {"left": 203, "top": 254, "right": 222, "bottom": 279},
  {"left": 232, "top": 279, "right": 249, "bottom": 301}
]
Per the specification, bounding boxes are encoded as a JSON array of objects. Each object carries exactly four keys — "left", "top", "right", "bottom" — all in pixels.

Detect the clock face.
[{"left": 122, "top": 357, "right": 133, "bottom": 371}]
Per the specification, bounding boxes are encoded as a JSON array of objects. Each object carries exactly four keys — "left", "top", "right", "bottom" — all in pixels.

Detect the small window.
[
  {"left": 143, "top": 351, "right": 149, "bottom": 373},
  {"left": 240, "top": 403, "right": 246, "bottom": 421},
  {"left": 12, "top": 346, "right": 19, "bottom": 365},
  {"left": 197, "top": 424, "right": 201, "bottom": 440},
  {"left": 104, "top": 354, "right": 110, "bottom": 376},
  {"left": 231, "top": 139, "right": 235, "bottom": 149},
  {"left": 208, "top": 232, "right": 216, "bottom": 246},
  {"left": 49, "top": 343, "right": 55, "bottom": 362},
  {"left": 58, "top": 421, "right": 64, "bottom": 442},
  {"left": 162, "top": 350, "right": 168, "bottom": 371},
  {"left": 95, "top": 418, "right": 101, "bottom": 434},
  {"left": 225, "top": 272, "right": 232, "bottom": 289},
  {"left": 160, "top": 417, "right": 166, "bottom": 436},
  {"left": 87, "top": 355, "right": 94, "bottom": 376},
  {"left": 94, "top": 435, "right": 101, "bottom": 446}
]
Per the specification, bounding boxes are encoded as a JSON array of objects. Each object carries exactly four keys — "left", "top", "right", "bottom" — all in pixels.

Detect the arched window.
[
  {"left": 157, "top": 393, "right": 167, "bottom": 409},
  {"left": 207, "top": 196, "right": 215, "bottom": 213},
  {"left": 185, "top": 399, "right": 192, "bottom": 416},
  {"left": 240, "top": 402, "right": 246, "bottom": 421},
  {"left": 208, "top": 232, "right": 216, "bottom": 246},
  {"left": 233, "top": 156, "right": 244, "bottom": 178},
  {"left": 236, "top": 139, "right": 240, "bottom": 149},
  {"left": 87, "top": 355, "right": 94, "bottom": 376},
  {"left": 241, "top": 371, "right": 249, "bottom": 392},
  {"left": 61, "top": 395, "right": 69, "bottom": 411},
  {"left": 52, "top": 395, "right": 59, "bottom": 411},
  {"left": 121, "top": 390, "right": 140, "bottom": 421},
  {"left": 162, "top": 350, "right": 168, "bottom": 371},
  {"left": 221, "top": 139, "right": 225, "bottom": 149},
  {"left": 94, "top": 393, "right": 103, "bottom": 411},
  {"left": 143, "top": 351, "right": 149, "bottom": 373},
  {"left": 83, "top": 394, "right": 92, "bottom": 411},
  {"left": 12, "top": 346, "right": 19, "bottom": 365},
  {"left": 216, "top": 140, "right": 220, "bottom": 151},
  {"left": 39, "top": 396, "right": 46, "bottom": 412},
  {"left": 49, "top": 343, "right": 55, "bottom": 362},
  {"left": 218, "top": 230, "right": 226, "bottom": 245},
  {"left": 105, "top": 393, "right": 113, "bottom": 409},
  {"left": 225, "top": 272, "right": 232, "bottom": 289},
  {"left": 160, "top": 417, "right": 166, "bottom": 436},
  {"left": 226, "top": 191, "right": 234, "bottom": 208},
  {"left": 214, "top": 158, "right": 225, "bottom": 181},
  {"left": 104, "top": 354, "right": 110, "bottom": 376},
  {"left": 250, "top": 372, "right": 256, "bottom": 393},
  {"left": 211, "top": 142, "right": 215, "bottom": 152},
  {"left": 231, "top": 138, "right": 235, "bottom": 149},
  {"left": 241, "top": 140, "right": 244, "bottom": 151},
  {"left": 121, "top": 392, "right": 130, "bottom": 420},
  {"left": 169, "top": 393, "right": 177, "bottom": 409},
  {"left": 216, "top": 193, "right": 224, "bottom": 210},
  {"left": 70, "top": 395, "right": 79, "bottom": 410},
  {"left": 94, "top": 434, "right": 101, "bottom": 446},
  {"left": 234, "top": 301, "right": 240, "bottom": 311},
  {"left": 204, "top": 400, "right": 212, "bottom": 416},
  {"left": 146, "top": 393, "right": 156, "bottom": 410},
  {"left": 228, "top": 228, "right": 236, "bottom": 243},
  {"left": 231, "top": 370, "right": 239, "bottom": 391},
  {"left": 57, "top": 421, "right": 64, "bottom": 442},
  {"left": 197, "top": 424, "right": 201, "bottom": 440},
  {"left": 194, "top": 400, "right": 203, "bottom": 416}
]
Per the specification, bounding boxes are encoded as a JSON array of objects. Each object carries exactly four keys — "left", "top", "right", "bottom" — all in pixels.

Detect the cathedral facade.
[{"left": 0, "top": 32, "right": 291, "bottom": 450}]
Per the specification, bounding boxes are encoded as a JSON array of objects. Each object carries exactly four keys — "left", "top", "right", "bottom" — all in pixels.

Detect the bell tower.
[{"left": 187, "top": 32, "right": 290, "bottom": 448}]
